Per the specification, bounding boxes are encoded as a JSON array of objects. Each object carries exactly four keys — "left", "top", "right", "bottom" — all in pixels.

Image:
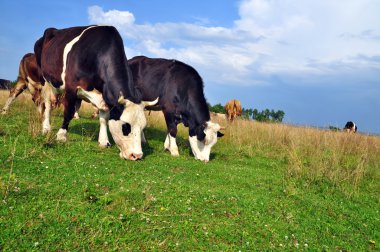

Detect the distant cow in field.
[
  {"left": 34, "top": 25, "right": 157, "bottom": 160},
  {"left": 0, "top": 79, "right": 11, "bottom": 90},
  {"left": 224, "top": 99, "right": 242, "bottom": 122},
  {"left": 344, "top": 121, "right": 357, "bottom": 133},
  {"left": 128, "top": 56, "right": 224, "bottom": 162}
]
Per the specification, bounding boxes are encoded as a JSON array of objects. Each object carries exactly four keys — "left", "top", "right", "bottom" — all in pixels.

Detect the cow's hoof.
[
  {"left": 99, "top": 142, "right": 111, "bottom": 148},
  {"left": 73, "top": 113, "right": 80, "bottom": 119},
  {"left": 42, "top": 127, "right": 51, "bottom": 135},
  {"left": 170, "top": 150, "right": 179, "bottom": 157},
  {"left": 56, "top": 129, "right": 67, "bottom": 142}
]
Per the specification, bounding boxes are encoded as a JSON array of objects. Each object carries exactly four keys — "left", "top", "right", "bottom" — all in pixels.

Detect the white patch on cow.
[
  {"left": 164, "top": 134, "right": 179, "bottom": 156},
  {"left": 56, "top": 128, "right": 67, "bottom": 142},
  {"left": 76, "top": 87, "right": 109, "bottom": 111},
  {"left": 61, "top": 26, "right": 96, "bottom": 90},
  {"left": 189, "top": 121, "right": 221, "bottom": 162}
]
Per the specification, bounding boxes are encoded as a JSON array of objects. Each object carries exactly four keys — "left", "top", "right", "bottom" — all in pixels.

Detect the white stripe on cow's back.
[{"left": 60, "top": 26, "right": 97, "bottom": 90}]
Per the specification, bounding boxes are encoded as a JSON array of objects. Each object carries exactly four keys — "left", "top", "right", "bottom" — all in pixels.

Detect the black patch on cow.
[
  {"left": 344, "top": 121, "right": 354, "bottom": 129},
  {"left": 195, "top": 124, "right": 207, "bottom": 142},
  {"left": 217, "top": 131, "right": 224, "bottom": 137},
  {"left": 122, "top": 123, "right": 131, "bottom": 136}
]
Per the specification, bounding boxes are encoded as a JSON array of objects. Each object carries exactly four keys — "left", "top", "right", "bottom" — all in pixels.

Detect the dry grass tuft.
[{"left": 220, "top": 118, "right": 380, "bottom": 189}]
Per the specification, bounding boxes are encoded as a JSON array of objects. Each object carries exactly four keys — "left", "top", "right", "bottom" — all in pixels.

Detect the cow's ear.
[{"left": 217, "top": 131, "right": 224, "bottom": 137}]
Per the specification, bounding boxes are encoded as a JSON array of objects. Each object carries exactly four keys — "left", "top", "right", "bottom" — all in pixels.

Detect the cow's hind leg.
[
  {"left": 41, "top": 84, "right": 55, "bottom": 134},
  {"left": 1, "top": 81, "right": 27, "bottom": 114},
  {"left": 73, "top": 100, "right": 82, "bottom": 119},
  {"left": 163, "top": 112, "right": 179, "bottom": 156}
]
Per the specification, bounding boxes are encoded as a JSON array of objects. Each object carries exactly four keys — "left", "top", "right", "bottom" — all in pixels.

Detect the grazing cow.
[
  {"left": 34, "top": 25, "right": 157, "bottom": 160},
  {"left": 1, "top": 53, "right": 84, "bottom": 123},
  {"left": 2, "top": 54, "right": 44, "bottom": 115},
  {"left": 344, "top": 121, "right": 357, "bottom": 133},
  {"left": 224, "top": 99, "right": 242, "bottom": 122},
  {"left": 0, "top": 79, "right": 11, "bottom": 90},
  {"left": 128, "top": 56, "right": 224, "bottom": 162}
]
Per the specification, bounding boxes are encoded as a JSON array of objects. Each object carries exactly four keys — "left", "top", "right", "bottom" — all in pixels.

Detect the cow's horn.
[
  {"left": 118, "top": 92, "right": 125, "bottom": 105},
  {"left": 143, "top": 97, "right": 159, "bottom": 107}
]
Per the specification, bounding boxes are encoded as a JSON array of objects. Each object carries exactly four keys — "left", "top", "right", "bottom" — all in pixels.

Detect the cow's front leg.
[
  {"left": 163, "top": 113, "right": 179, "bottom": 156},
  {"left": 98, "top": 109, "right": 111, "bottom": 147},
  {"left": 57, "top": 96, "right": 76, "bottom": 142}
]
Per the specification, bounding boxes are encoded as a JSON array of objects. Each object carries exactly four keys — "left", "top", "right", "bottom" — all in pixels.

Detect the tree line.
[{"left": 208, "top": 103, "right": 285, "bottom": 123}]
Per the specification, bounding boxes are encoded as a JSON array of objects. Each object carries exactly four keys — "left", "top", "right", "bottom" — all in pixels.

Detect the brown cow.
[
  {"left": 2, "top": 53, "right": 45, "bottom": 115},
  {"left": 224, "top": 99, "right": 242, "bottom": 122},
  {"left": 1, "top": 53, "right": 86, "bottom": 132}
]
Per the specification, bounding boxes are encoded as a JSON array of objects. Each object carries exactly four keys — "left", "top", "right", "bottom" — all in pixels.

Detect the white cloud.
[{"left": 88, "top": 1, "right": 380, "bottom": 87}]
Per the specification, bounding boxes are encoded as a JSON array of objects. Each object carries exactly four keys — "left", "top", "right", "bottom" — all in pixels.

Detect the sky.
[{"left": 0, "top": 0, "right": 379, "bottom": 134}]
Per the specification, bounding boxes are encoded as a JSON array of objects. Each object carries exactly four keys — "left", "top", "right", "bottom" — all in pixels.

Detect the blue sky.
[{"left": 1, "top": 0, "right": 379, "bottom": 134}]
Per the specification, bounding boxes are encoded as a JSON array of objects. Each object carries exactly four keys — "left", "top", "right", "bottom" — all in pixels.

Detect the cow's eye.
[{"left": 122, "top": 123, "right": 131, "bottom": 136}]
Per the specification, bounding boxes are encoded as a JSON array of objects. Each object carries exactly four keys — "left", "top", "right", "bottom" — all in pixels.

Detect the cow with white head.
[
  {"left": 129, "top": 56, "right": 224, "bottom": 162},
  {"left": 34, "top": 25, "right": 155, "bottom": 160}
]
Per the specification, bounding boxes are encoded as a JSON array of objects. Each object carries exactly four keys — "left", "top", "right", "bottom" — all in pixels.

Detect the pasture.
[{"left": 0, "top": 90, "right": 379, "bottom": 251}]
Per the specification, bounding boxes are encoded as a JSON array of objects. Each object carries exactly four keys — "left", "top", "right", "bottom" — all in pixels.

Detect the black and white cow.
[
  {"left": 129, "top": 56, "right": 224, "bottom": 162},
  {"left": 344, "top": 121, "right": 357, "bottom": 133},
  {"left": 34, "top": 25, "right": 157, "bottom": 160}
]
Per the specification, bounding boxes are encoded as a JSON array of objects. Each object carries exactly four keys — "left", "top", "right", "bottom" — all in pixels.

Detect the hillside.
[{"left": 0, "top": 90, "right": 379, "bottom": 251}]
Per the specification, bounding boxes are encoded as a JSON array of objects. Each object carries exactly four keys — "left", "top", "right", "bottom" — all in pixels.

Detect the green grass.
[{"left": 0, "top": 95, "right": 379, "bottom": 251}]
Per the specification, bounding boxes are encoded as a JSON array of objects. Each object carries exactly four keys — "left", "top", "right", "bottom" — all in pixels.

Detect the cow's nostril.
[
  {"left": 128, "top": 153, "right": 143, "bottom": 161},
  {"left": 129, "top": 153, "right": 137, "bottom": 161}
]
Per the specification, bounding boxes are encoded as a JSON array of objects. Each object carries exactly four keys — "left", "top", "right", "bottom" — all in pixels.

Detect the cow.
[
  {"left": 1, "top": 53, "right": 84, "bottom": 124},
  {"left": 34, "top": 25, "right": 157, "bottom": 160},
  {"left": 344, "top": 121, "right": 357, "bottom": 133},
  {"left": 224, "top": 99, "right": 242, "bottom": 122},
  {"left": 128, "top": 56, "right": 224, "bottom": 162},
  {"left": 2, "top": 54, "right": 45, "bottom": 115}
]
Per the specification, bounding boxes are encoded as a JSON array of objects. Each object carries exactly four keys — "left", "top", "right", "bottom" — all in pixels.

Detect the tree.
[{"left": 208, "top": 103, "right": 225, "bottom": 114}]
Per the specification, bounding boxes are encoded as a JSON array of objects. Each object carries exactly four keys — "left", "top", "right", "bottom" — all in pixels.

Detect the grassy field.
[{"left": 0, "top": 90, "right": 379, "bottom": 251}]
